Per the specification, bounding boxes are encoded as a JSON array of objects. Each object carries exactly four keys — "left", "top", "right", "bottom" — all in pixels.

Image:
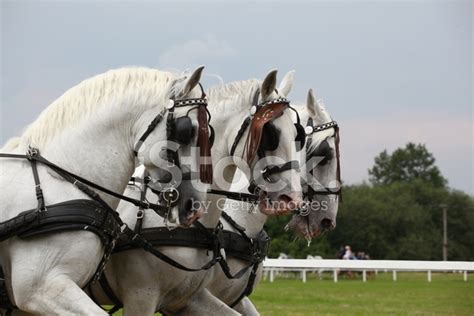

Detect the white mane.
[
  {"left": 206, "top": 79, "right": 261, "bottom": 110},
  {"left": 18, "top": 67, "right": 180, "bottom": 149}
]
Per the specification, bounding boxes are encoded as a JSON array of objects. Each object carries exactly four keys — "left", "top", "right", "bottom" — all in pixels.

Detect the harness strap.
[
  {"left": 27, "top": 149, "right": 46, "bottom": 212},
  {"left": 207, "top": 189, "right": 259, "bottom": 203},
  {"left": 135, "top": 176, "right": 148, "bottom": 234},
  {"left": 261, "top": 160, "right": 300, "bottom": 180},
  {"left": 220, "top": 211, "right": 249, "bottom": 241},
  {"left": 99, "top": 274, "right": 123, "bottom": 315},
  {"left": 229, "top": 88, "right": 261, "bottom": 157},
  {"left": 217, "top": 212, "right": 263, "bottom": 280},
  {"left": 0, "top": 152, "right": 168, "bottom": 217},
  {"left": 228, "top": 262, "right": 260, "bottom": 308},
  {"left": 133, "top": 110, "right": 166, "bottom": 156},
  {"left": 230, "top": 117, "right": 252, "bottom": 156},
  {"left": 120, "top": 225, "right": 223, "bottom": 272}
]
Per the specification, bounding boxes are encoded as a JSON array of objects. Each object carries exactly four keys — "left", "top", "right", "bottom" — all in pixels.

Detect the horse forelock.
[{"left": 18, "top": 67, "right": 179, "bottom": 150}]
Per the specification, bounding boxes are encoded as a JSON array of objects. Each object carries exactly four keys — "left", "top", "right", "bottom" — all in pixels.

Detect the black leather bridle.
[
  {"left": 208, "top": 91, "right": 302, "bottom": 203},
  {"left": 133, "top": 83, "right": 212, "bottom": 215},
  {"left": 304, "top": 118, "right": 342, "bottom": 201}
]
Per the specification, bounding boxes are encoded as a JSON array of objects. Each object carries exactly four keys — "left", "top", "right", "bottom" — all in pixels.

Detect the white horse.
[
  {"left": 88, "top": 70, "right": 305, "bottom": 315},
  {"left": 205, "top": 88, "right": 342, "bottom": 315},
  {"left": 0, "top": 66, "right": 209, "bottom": 315},
  {"left": 286, "top": 88, "right": 341, "bottom": 238}
]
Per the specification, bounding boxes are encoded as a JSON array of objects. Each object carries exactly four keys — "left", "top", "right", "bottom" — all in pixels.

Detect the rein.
[{"left": 0, "top": 149, "right": 169, "bottom": 218}]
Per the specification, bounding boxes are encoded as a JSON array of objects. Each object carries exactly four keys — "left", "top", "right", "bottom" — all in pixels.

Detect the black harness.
[
  {"left": 90, "top": 178, "right": 270, "bottom": 314},
  {"left": 133, "top": 83, "right": 213, "bottom": 217},
  {"left": 0, "top": 147, "right": 127, "bottom": 312},
  {"left": 0, "top": 86, "right": 213, "bottom": 312}
]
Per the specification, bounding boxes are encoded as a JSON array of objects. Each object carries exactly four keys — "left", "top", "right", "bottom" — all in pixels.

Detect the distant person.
[
  {"left": 356, "top": 251, "right": 366, "bottom": 260},
  {"left": 343, "top": 245, "right": 353, "bottom": 260}
]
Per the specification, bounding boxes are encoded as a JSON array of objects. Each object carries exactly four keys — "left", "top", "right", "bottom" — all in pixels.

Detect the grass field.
[
  {"left": 251, "top": 272, "right": 474, "bottom": 315},
  {"left": 111, "top": 272, "right": 474, "bottom": 315}
]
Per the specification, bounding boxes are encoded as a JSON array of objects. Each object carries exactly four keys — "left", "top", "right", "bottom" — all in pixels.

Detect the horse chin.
[
  {"left": 287, "top": 215, "right": 311, "bottom": 239},
  {"left": 286, "top": 215, "right": 323, "bottom": 239}
]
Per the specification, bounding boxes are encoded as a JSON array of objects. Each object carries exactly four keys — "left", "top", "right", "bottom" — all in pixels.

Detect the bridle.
[
  {"left": 234, "top": 91, "right": 302, "bottom": 193},
  {"left": 133, "top": 82, "right": 213, "bottom": 216},
  {"left": 304, "top": 118, "right": 342, "bottom": 201}
]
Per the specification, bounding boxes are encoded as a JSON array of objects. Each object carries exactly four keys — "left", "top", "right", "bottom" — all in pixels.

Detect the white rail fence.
[{"left": 262, "top": 259, "right": 474, "bottom": 283}]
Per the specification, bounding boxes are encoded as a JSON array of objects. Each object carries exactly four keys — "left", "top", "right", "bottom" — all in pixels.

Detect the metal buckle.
[
  {"left": 26, "top": 146, "right": 38, "bottom": 159},
  {"left": 261, "top": 167, "right": 274, "bottom": 183},
  {"left": 162, "top": 187, "right": 179, "bottom": 204},
  {"left": 142, "top": 200, "right": 150, "bottom": 209}
]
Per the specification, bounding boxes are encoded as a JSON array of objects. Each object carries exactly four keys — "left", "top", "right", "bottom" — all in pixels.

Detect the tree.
[{"left": 368, "top": 143, "right": 447, "bottom": 188}]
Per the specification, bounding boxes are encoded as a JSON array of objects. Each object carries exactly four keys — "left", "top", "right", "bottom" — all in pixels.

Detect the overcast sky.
[{"left": 1, "top": 0, "right": 472, "bottom": 194}]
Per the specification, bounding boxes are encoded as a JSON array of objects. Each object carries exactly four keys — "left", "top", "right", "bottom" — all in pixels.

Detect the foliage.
[
  {"left": 265, "top": 143, "right": 474, "bottom": 261},
  {"left": 368, "top": 142, "right": 447, "bottom": 188}
]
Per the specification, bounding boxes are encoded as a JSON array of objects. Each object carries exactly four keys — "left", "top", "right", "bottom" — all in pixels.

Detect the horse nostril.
[{"left": 321, "top": 218, "right": 333, "bottom": 230}]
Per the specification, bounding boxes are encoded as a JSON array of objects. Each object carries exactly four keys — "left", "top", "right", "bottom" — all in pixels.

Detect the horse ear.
[
  {"left": 307, "top": 89, "right": 328, "bottom": 123},
  {"left": 278, "top": 70, "right": 295, "bottom": 97},
  {"left": 260, "top": 69, "right": 278, "bottom": 101},
  {"left": 183, "top": 66, "right": 205, "bottom": 96},
  {"left": 306, "top": 89, "right": 318, "bottom": 117}
]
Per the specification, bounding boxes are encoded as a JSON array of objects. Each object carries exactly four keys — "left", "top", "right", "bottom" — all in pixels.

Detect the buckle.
[
  {"left": 261, "top": 167, "right": 273, "bottom": 183},
  {"left": 162, "top": 187, "right": 179, "bottom": 204},
  {"left": 26, "top": 146, "right": 39, "bottom": 160}
]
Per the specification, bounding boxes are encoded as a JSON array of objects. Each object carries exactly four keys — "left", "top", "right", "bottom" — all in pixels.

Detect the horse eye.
[{"left": 319, "top": 157, "right": 329, "bottom": 166}]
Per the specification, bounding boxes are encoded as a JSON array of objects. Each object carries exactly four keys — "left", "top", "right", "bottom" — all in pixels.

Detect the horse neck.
[{"left": 41, "top": 103, "right": 148, "bottom": 209}]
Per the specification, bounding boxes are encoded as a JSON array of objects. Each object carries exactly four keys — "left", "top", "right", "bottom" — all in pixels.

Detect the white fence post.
[
  {"left": 333, "top": 269, "right": 338, "bottom": 283},
  {"left": 392, "top": 270, "right": 397, "bottom": 282},
  {"left": 427, "top": 270, "right": 432, "bottom": 282},
  {"left": 302, "top": 270, "right": 306, "bottom": 283},
  {"left": 270, "top": 269, "right": 274, "bottom": 282},
  {"left": 464, "top": 270, "right": 467, "bottom": 282},
  {"left": 362, "top": 270, "right": 367, "bottom": 282}
]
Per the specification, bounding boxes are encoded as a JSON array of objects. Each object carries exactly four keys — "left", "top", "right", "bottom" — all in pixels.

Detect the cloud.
[{"left": 158, "top": 35, "right": 236, "bottom": 70}]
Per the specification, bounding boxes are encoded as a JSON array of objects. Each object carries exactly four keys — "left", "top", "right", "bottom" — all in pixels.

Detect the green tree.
[
  {"left": 264, "top": 143, "right": 473, "bottom": 261},
  {"left": 368, "top": 143, "right": 446, "bottom": 188}
]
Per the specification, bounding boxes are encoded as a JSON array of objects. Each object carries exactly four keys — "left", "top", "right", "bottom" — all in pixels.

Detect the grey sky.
[{"left": 1, "top": 0, "right": 472, "bottom": 194}]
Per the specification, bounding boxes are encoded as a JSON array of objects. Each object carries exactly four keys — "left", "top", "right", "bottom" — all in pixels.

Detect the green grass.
[
  {"left": 251, "top": 272, "right": 474, "bottom": 315},
  {"left": 110, "top": 272, "right": 474, "bottom": 315}
]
